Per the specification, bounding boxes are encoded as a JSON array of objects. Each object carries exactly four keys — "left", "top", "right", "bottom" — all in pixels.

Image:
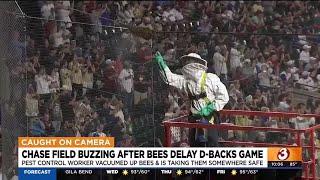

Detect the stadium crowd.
[
  {"left": 3, "top": 1, "right": 320, "bottom": 179},
  {"left": 4, "top": 0, "right": 320, "bottom": 151}
]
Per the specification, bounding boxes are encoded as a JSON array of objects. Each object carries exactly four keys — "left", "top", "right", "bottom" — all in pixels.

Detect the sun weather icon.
[
  {"left": 122, "top": 170, "right": 129, "bottom": 176},
  {"left": 176, "top": 169, "right": 183, "bottom": 176},
  {"left": 231, "top": 169, "right": 237, "bottom": 176}
]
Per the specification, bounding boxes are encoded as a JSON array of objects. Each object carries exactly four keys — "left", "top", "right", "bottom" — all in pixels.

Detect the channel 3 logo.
[{"left": 277, "top": 148, "right": 290, "bottom": 161}]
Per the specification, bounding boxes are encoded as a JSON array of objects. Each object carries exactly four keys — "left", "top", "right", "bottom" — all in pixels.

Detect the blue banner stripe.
[{"left": 19, "top": 168, "right": 56, "bottom": 180}]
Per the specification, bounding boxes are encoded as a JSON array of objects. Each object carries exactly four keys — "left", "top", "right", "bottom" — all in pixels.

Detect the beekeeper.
[{"left": 154, "top": 52, "right": 229, "bottom": 147}]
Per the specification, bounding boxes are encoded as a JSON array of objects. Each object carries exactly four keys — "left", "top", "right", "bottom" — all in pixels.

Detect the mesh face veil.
[{"left": 181, "top": 63, "right": 208, "bottom": 81}]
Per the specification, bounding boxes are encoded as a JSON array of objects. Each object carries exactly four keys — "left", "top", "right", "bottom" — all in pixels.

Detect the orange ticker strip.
[{"left": 18, "top": 137, "right": 114, "bottom": 148}]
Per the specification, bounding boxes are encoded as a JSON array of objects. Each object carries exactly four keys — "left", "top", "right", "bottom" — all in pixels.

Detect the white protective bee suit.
[{"left": 154, "top": 52, "right": 229, "bottom": 146}]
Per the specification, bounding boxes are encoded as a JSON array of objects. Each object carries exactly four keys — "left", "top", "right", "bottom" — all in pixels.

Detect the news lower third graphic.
[{"left": 18, "top": 137, "right": 302, "bottom": 180}]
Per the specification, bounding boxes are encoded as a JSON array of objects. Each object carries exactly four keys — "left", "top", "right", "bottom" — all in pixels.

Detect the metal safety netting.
[{"left": 1, "top": 1, "right": 320, "bottom": 180}]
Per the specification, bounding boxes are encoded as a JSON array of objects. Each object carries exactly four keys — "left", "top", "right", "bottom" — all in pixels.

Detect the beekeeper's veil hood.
[{"left": 179, "top": 53, "right": 208, "bottom": 81}]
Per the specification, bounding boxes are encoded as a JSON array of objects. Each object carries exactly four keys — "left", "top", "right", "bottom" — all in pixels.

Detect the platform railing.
[{"left": 163, "top": 110, "right": 320, "bottom": 179}]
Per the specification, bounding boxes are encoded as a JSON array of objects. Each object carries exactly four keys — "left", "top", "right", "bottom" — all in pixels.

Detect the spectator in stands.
[
  {"left": 212, "top": 45, "right": 228, "bottom": 78},
  {"left": 74, "top": 97, "right": 92, "bottom": 122},
  {"left": 299, "top": 44, "right": 311, "bottom": 71},
  {"left": 252, "top": 89, "right": 267, "bottom": 108},
  {"left": 133, "top": 66, "right": 150, "bottom": 105},
  {"left": 125, "top": 116, "right": 133, "bottom": 135},
  {"left": 60, "top": 61, "right": 72, "bottom": 91},
  {"left": 242, "top": 59, "right": 255, "bottom": 77},
  {"left": 137, "top": 42, "right": 153, "bottom": 64},
  {"left": 118, "top": 61, "right": 134, "bottom": 117},
  {"left": 26, "top": 55, "right": 41, "bottom": 79},
  {"left": 98, "top": 98, "right": 111, "bottom": 123},
  {"left": 45, "top": 48, "right": 57, "bottom": 72},
  {"left": 48, "top": 67, "right": 60, "bottom": 93},
  {"left": 278, "top": 94, "right": 290, "bottom": 112},
  {"left": 229, "top": 42, "right": 242, "bottom": 72},
  {"left": 306, "top": 98, "right": 316, "bottom": 114},
  {"left": 197, "top": 42, "right": 208, "bottom": 60},
  {"left": 51, "top": 93, "right": 63, "bottom": 133},
  {"left": 55, "top": 1, "right": 72, "bottom": 28},
  {"left": 245, "top": 95, "right": 258, "bottom": 111},
  {"left": 266, "top": 116, "right": 281, "bottom": 143},
  {"left": 103, "top": 59, "right": 118, "bottom": 96},
  {"left": 43, "top": 108, "right": 55, "bottom": 135},
  {"left": 119, "top": 134, "right": 136, "bottom": 147},
  {"left": 110, "top": 98, "right": 125, "bottom": 127},
  {"left": 234, "top": 80, "right": 244, "bottom": 99},
  {"left": 113, "top": 53, "right": 124, "bottom": 76},
  {"left": 305, "top": 57, "right": 317, "bottom": 72},
  {"left": 50, "top": 24, "right": 64, "bottom": 48},
  {"left": 82, "top": 61, "right": 95, "bottom": 96},
  {"left": 233, "top": 98, "right": 251, "bottom": 141},
  {"left": 120, "top": 4, "right": 135, "bottom": 24},
  {"left": 60, "top": 23, "right": 71, "bottom": 44},
  {"left": 75, "top": 24, "right": 84, "bottom": 41},
  {"left": 89, "top": 4, "right": 103, "bottom": 34},
  {"left": 99, "top": 3, "right": 113, "bottom": 26},
  {"left": 30, "top": 117, "right": 46, "bottom": 136},
  {"left": 70, "top": 57, "right": 83, "bottom": 98},
  {"left": 290, "top": 103, "right": 315, "bottom": 130},
  {"left": 232, "top": 67, "right": 246, "bottom": 85},
  {"left": 198, "top": 15, "right": 212, "bottom": 34},
  {"left": 56, "top": 121, "right": 77, "bottom": 137},
  {"left": 25, "top": 84, "right": 39, "bottom": 117},
  {"left": 89, "top": 124, "right": 107, "bottom": 137},
  {"left": 165, "top": 88, "right": 181, "bottom": 119},
  {"left": 41, "top": 1, "right": 55, "bottom": 21},
  {"left": 258, "top": 63, "right": 271, "bottom": 88},
  {"left": 268, "top": 51, "right": 280, "bottom": 76},
  {"left": 35, "top": 67, "right": 51, "bottom": 106},
  {"left": 81, "top": 115, "right": 95, "bottom": 136},
  {"left": 111, "top": 118, "right": 126, "bottom": 146},
  {"left": 163, "top": 42, "right": 176, "bottom": 67},
  {"left": 59, "top": 90, "right": 75, "bottom": 122},
  {"left": 298, "top": 71, "right": 315, "bottom": 91}
]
